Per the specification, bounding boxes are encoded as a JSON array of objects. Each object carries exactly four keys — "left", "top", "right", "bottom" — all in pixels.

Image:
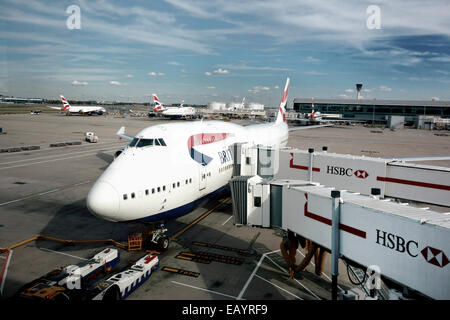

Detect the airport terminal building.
[{"left": 293, "top": 98, "right": 450, "bottom": 124}]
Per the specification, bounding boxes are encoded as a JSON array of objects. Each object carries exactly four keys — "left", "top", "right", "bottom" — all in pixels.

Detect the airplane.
[
  {"left": 151, "top": 94, "right": 196, "bottom": 119},
  {"left": 160, "top": 99, "right": 196, "bottom": 119},
  {"left": 49, "top": 96, "right": 106, "bottom": 115},
  {"left": 304, "top": 98, "right": 322, "bottom": 123},
  {"left": 86, "top": 78, "right": 328, "bottom": 250},
  {"left": 151, "top": 94, "right": 169, "bottom": 113}
]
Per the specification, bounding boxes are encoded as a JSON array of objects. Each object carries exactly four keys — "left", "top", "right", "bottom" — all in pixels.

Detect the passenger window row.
[
  {"left": 122, "top": 177, "right": 194, "bottom": 200},
  {"left": 219, "top": 164, "right": 233, "bottom": 173}
]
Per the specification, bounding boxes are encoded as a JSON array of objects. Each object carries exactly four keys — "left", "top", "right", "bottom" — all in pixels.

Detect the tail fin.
[
  {"left": 179, "top": 100, "right": 184, "bottom": 108},
  {"left": 241, "top": 97, "right": 246, "bottom": 109},
  {"left": 152, "top": 94, "right": 163, "bottom": 112},
  {"left": 311, "top": 97, "right": 315, "bottom": 119},
  {"left": 60, "top": 95, "right": 71, "bottom": 111},
  {"left": 275, "top": 78, "right": 290, "bottom": 124}
]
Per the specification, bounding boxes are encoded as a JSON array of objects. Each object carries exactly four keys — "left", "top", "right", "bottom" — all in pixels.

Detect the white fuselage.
[
  {"left": 161, "top": 106, "right": 196, "bottom": 118},
  {"left": 86, "top": 120, "right": 288, "bottom": 222},
  {"left": 66, "top": 106, "right": 106, "bottom": 114}
]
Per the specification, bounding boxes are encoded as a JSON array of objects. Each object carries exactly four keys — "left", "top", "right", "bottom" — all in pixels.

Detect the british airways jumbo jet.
[
  {"left": 49, "top": 96, "right": 106, "bottom": 115},
  {"left": 86, "top": 78, "right": 321, "bottom": 249}
]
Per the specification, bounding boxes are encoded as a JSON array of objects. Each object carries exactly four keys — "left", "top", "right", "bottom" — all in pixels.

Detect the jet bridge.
[
  {"left": 229, "top": 177, "right": 450, "bottom": 300},
  {"left": 232, "top": 144, "right": 450, "bottom": 207}
]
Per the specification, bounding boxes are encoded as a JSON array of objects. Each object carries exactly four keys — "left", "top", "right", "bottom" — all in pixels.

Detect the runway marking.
[
  {"left": 0, "top": 140, "right": 124, "bottom": 158},
  {"left": 296, "top": 249, "right": 343, "bottom": 291},
  {"left": 171, "top": 281, "right": 239, "bottom": 300},
  {"left": 236, "top": 249, "right": 279, "bottom": 300},
  {"left": 237, "top": 249, "right": 320, "bottom": 300},
  {"left": 170, "top": 197, "right": 230, "bottom": 241},
  {"left": 264, "top": 253, "right": 320, "bottom": 300},
  {"left": 39, "top": 247, "right": 88, "bottom": 261},
  {"left": 38, "top": 189, "right": 60, "bottom": 196},
  {"left": 221, "top": 215, "right": 233, "bottom": 225},
  {"left": 0, "top": 142, "right": 123, "bottom": 165},
  {"left": 0, "top": 250, "right": 13, "bottom": 295},
  {"left": 0, "top": 180, "right": 91, "bottom": 207},
  {"left": 254, "top": 274, "right": 302, "bottom": 300},
  {"left": 0, "top": 147, "right": 119, "bottom": 170}
]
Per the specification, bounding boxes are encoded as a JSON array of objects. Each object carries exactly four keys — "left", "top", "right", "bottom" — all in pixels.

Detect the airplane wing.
[
  {"left": 388, "top": 156, "right": 450, "bottom": 162},
  {"left": 116, "top": 126, "right": 135, "bottom": 141},
  {"left": 289, "top": 124, "right": 334, "bottom": 131}
]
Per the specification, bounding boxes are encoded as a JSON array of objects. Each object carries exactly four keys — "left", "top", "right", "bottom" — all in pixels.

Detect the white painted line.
[
  {"left": 0, "top": 140, "right": 125, "bottom": 158},
  {"left": 0, "top": 180, "right": 91, "bottom": 207},
  {"left": 254, "top": 274, "right": 303, "bottom": 300},
  {"left": 0, "top": 147, "right": 119, "bottom": 170},
  {"left": 73, "top": 180, "right": 91, "bottom": 187},
  {"left": 0, "top": 250, "right": 13, "bottom": 296},
  {"left": 171, "top": 281, "right": 239, "bottom": 300},
  {"left": 297, "top": 249, "right": 343, "bottom": 291},
  {"left": 38, "top": 189, "right": 60, "bottom": 196},
  {"left": 0, "top": 199, "right": 21, "bottom": 207},
  {"left": 0, "top": 143, "right": 122, "bottom": 165},
  {"left": 236, "top": 249, "right": 280, "bottom": 300},
  {"left": 221, "top": 216, "right": 233, "bottom": 226},
  {"left": 39, "top": 248, "right": 88, "bottom": 261},
  {"left": 264, "top": 252, "right": 321, "bottom": 300}
]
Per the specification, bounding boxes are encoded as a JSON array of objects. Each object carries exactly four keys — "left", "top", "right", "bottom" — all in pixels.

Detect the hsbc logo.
[
  {"left": 326, "top": 166, "right": 369, "bottom": 179},
  {"left": 421, "top": 246, "right": 449, "bottom": 268},
  {"left": 376, "top": 229, "right": 448, "bottom": 269},
  {"left": 354, "top": 169, "right": 369, "bottom": 179}
]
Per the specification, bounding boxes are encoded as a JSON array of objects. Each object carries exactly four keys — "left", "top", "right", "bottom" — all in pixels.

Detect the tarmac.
[{"left": 0, "top": 113, "right": 449, "bottom": 300}]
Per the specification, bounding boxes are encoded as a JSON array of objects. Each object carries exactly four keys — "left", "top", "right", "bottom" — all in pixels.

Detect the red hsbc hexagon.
[
  {"left": 354, "top": 169, "right": 369, "bottom": 179},
  {"left": 421, "top": 246, "right": 449, "bottom": 268}
]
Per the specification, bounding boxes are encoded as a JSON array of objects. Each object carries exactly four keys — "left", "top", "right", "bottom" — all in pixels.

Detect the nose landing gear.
[{"left": 142, "top": 224, "right": 170, "bottom": 252}]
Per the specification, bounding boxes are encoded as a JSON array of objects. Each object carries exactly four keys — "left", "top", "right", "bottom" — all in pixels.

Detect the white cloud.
[
  {"left": 338, "top": 94, "right": 350, "bottom": 99},
  {"left": 274, "top": 85, "right": 280, "bottom": 89},
  {"left": 345, "top": 89, "right": 354, "bottom": 93},
  {"left": 125, "top": 74, "right": 133, "bottom": 78},
  {"left": 206, "top": 86, "right": 215, "bottom": 89},
  {"left": 180, "top": 69, "right": 188, "bottom": 73},
  {"left": 109, "top": 81, "right": 122, "bottom": 86},
  {"left": 148, "top": 72, "right": 165, "bottom": 76},
  {"left": 379, "top": 86, "right": 392, "bottom": 92},
  {"left": 249, "top": 86, "right": 270, "bottom": 94},
  {"left": 431, "top": 97, "right": 440, "bottom": 101},
  {"left": 213, "top": 68, "right": 230, "bottom": 75},
  {"left": 167, "top": 61, "right": 182, "bottom": 66},
  {"left": 72, "top": 80, "right": 88, "bottom": 86},
  {"left": 204, "top": 72, "right": 212, "bottom": 76},
  {"left": 303, "top": 56, "right": 321, "bottom": 63},
  {"left": 158, "top": 72, "right": 165, "bottom": 76}
]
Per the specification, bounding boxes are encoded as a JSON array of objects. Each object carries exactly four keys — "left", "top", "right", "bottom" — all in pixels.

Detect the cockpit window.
[
  {"left": 136, "top": 139, "right": 154, "bottom": 147},
  {"left": 129, "top": 138, "right": 139, "bottom": 147},
  {"left": 129, "top": 138, "right": 166, "bottom": 148}
]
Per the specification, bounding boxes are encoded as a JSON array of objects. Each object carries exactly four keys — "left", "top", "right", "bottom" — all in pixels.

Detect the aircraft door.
[{"left": 199, "top": 167, "right": 207, "bottom": 191}]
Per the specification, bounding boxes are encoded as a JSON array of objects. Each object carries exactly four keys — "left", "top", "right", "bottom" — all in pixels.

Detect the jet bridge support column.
[
  {"left": 331, "top": 190, "right": 341, "bottom": 300},
  {"left": 308, "top": 148, "right": 314, "bottom": 182}
]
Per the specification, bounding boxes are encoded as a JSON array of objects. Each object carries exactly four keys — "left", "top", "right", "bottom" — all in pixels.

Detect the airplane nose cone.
[{"left": 86, "top": 181, "right": 120, "bottom": 221}]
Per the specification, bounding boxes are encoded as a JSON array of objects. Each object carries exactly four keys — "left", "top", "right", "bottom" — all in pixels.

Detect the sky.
[{"left": 1, "top": 0, "right": 449, "bottom": 105}]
